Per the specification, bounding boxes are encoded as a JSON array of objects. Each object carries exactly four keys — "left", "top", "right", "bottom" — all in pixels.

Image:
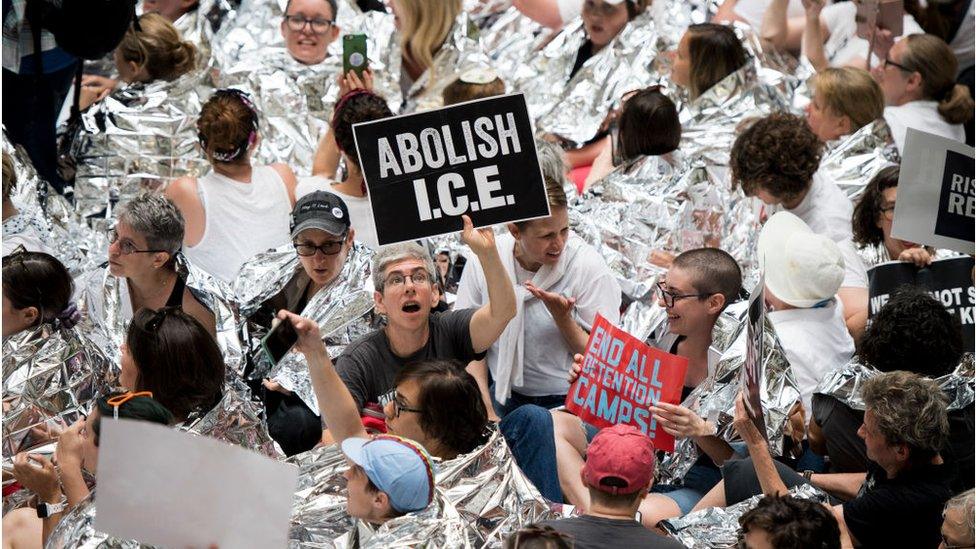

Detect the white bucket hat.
[{"left": 758, "top": 212, "right": 845, "bottom": 308}]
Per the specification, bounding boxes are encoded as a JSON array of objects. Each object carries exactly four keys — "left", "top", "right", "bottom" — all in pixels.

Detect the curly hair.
[
  {"left": 862, "top": 370, "right": 949, "bottom": 463},
  {"left": 852, "top": 165, "right": 900, "bottom": 247},
  {"left": 332, "top": 92, "right": 393, "bottom": 167},
  {"left": 739, "top": 495, "right": 841, "bottom": 549},
  {"left": 730, "top": 113, "right": 824, "bottom": 202},
  {"left": 394, "top": 359, "right": 488, "bottom": 456},
  {"left": 859, "top": 285, "right": 963, "bottom": 377}
]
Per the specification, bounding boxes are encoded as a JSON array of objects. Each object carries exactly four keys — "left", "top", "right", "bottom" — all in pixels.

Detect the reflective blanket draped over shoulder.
[
  {"left": 661, "top": 483, "right": 830, "bottom": 548},
  {"left": 2, "top": 130, "right": 106, "bottom": 275},
  {"left": 234, "top": 242, "right": 376, "bottom": 412},
  {"left": 74, "top": 254, "right": 243, "bottom": 378},
  {"left": 287, "top": 428, "right": 559, "bottom": 547},
  {"left": 818, "top": 119, "right": 899, "bottom": 202},
  {"left": 61, "top": 73, "right": 212, "bottom": 221},
  {"left": 814, "top": 354, "right": 975, "bottom": 412},
  {"left": 652, "top": 302, "right": 801, "bottom": 485}
]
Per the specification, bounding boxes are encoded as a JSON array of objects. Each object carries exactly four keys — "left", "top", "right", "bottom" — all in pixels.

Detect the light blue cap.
[{"left": 341, "top": 436, "right": 436, "bottom": 514}]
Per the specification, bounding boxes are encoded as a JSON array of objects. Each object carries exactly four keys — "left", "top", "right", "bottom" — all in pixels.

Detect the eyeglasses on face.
[
  {"left": 284, "top": 14, "right": 334, "bottom": 34},
  {"left": 884, "top": 58, "right": 912, "bottom": 72},
  {"left": 378, "top": 389, "right": 422, "bottom": 418},
  {"left": 293, "top": 237, "right": 345, "bottom": 257},
  {"left": 656, "top": 281, "right": 707, "bottom": 308},
  {"left": 109, "top": 229, "right": 168, "bottom": 256},
  {"left": 383, "top": 269, "right": 431, "bottom": 289}
]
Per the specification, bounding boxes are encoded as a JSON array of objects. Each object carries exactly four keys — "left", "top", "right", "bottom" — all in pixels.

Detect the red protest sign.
[{"left": 565, "top": 314, "right": 689, "bottom": 452}]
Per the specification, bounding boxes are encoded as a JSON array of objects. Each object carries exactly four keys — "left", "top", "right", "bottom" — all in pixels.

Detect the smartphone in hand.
[
  {"left": 343, "top": 34, "right": 368, "bottom": 78},
  {"left": 261, "top": 318, "right": 299, "bottom": 365}
]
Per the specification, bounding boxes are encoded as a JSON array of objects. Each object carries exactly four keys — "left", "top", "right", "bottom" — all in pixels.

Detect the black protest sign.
[
  {"left": 352, "top": 93, "right": 550, "bottom": 245},
  {"left": 740, "top": 276, "right": 767, "bottom": 441},
  {"left": 868, "top": 256, "right": 975, "bottom": 351},
  {"left": 935, "top": 150, "right": 975, "bottom": 241}
]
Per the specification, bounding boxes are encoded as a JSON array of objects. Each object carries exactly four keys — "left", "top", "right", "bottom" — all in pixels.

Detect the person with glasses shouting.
[
  {"left": 276, "top": 307, "right": 489, "bottom": 462},
  {"left": 233, "top": 190, "right": 372, "bottom": 455},
  {"left": 75, "top": 193, "right": 216, "bottom": 341},
  {"left": 542, "top": 248, "right": 741, "bottom": 525},
  {"left": 328, "top": 215, "right": 515, "bottom": 443},
  {"left": 280, "top": 0, "right": 339, "bottom": 66}
]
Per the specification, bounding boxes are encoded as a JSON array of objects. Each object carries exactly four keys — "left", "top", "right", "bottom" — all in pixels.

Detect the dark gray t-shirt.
[
  {"left": 539, "top": 516, "right": 684, "bottom": 549},
  {"left": 335, "top": 308, "right": 485, "bottom": 409}
]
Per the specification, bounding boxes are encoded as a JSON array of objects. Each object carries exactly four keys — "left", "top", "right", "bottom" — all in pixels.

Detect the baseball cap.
[
  {"left": 758, "top": 212, "right": 845, "bottom": 308},
  {"left": 341, "top": 435, "right": 436, "bottom": 514},
  {"left": 290, "top": 191, "right": 351, "bottom": 239},
  {"left": 582, "top": 424, "right": 655, "bottom": 495}
]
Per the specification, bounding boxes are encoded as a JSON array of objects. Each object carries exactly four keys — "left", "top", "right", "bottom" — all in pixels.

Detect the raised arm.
[
  {"left": 802, "top": 0, "right": 829, "bottom": 71},
  {"left": 279, "top": 311, "right": 368, "bottom": 444},
  {"left": 732, "top": 393, "right": 791, "bottom": 496},
  {"left": 761, "top": 0, "right": 806, "bottom": 53},
  {"left": 463, "top": 215, "right": 517, "bottom": 353}
]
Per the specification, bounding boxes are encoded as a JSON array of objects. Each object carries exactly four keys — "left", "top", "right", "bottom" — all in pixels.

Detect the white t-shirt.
[
  {"left": 816, "top": 2, "right": 924, "bottom": 67},
  {"left": 771, "top": 170, "right": 868, "bottom": 288},
  {"left": 296, "top": 176, "right": 379, "bottom": 249},
  {"left": 734, "top": 0, "right": 803, "bottom": 32},
  {"left": 769, "top": 299, "right": 855, "bottom": 419},
  {"left": 884, "top": 100, "right": 968, "bottom": 153},
  {"left": 455, "top": 233, "right": 621, "bottom": 397}
]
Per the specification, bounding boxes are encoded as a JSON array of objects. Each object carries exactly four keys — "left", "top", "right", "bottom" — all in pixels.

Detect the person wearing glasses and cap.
[
  {"left": 538, "top": 424, "right": 683, "bottom": 549},
  {"left": 234, "top": 190, "right": 373, "bottom": 455},
  {"left": 2, "top": 392, "right": 174, "bottom": 549}
]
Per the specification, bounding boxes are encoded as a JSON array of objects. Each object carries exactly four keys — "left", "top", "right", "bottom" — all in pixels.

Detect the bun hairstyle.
[
  {"left": 899, "top": 33, "right": 975, "bottom": 125},
  {"left": 116, "top": 13, "right": 197, "bottom": 82},
  {"left": 331, "top": 90, "right": 393, "bottom": 167},
  {"left": 197, "top": 88, "right": 259, "bottom": 163}
]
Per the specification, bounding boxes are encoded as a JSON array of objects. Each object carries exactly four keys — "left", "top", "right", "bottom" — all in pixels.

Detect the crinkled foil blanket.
[{"left": 43, "top": 429, "right": 561, "bottom": 548}]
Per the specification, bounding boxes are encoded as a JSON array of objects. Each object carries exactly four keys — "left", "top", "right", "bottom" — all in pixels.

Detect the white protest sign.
[
  {"left": 891, "top": 128, "right": 975, "bottom": 255},
  {"left": 95, "top": 419, "right": 298, "bottom": 549}
]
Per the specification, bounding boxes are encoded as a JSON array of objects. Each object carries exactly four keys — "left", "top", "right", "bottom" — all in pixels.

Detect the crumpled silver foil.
[
  {"left": 661, "top": 483, "right": 830, "bottom": 548},
  {"left": 287, "top": 428, "right": 559, "bottom": 547},
  {"left": 814, "top": 354, "right": 975, "bottom": 412},
  {"left": 818, "top": 119, "right": 899, "bottom": 202},
  {"left": 75, "top": 253, "right": 243, "bottom": 378},
  {"left": 655, "top": 302, "right": 802, "bottom": 485},
  {"left": 2, "top": 130, "right": 107, "bottom": 275},
  {"left": 2, "top": 324, "right": 114, "bottom": 460},
  {"left": 213, "top": 6, "right": 402, "bottom": 172},
  {"left": 61, "top": 71, "right": 212, "bottom": 222},
  {"left": 180, "top": 382, "right": 283, "bottom": 459},
  {"left": 234, "top": 242, "right": 376, "bottom": 413}
]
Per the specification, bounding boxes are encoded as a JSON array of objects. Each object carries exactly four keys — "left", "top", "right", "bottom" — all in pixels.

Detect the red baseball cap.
[{"left": 582, "top": 424, "right": 655, "bottom": 495}]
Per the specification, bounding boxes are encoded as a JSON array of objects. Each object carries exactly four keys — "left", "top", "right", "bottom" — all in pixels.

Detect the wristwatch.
[{"left": 36, "top": 496, "right": 68, "bottom": 518}]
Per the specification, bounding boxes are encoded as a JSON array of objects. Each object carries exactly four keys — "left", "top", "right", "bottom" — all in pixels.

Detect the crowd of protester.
[{"left": 2, "top": 0, "right": 975, "bottom": 547}]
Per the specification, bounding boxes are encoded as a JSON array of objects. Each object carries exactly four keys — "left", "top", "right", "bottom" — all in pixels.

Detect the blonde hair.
[
  {"left": 900, "top": 33, "right": 974, "bottom": 125},
  {"left": 810, "top": 67, "right": 885, "bottom": 131},
  {"left": 398, "top": 0, "right": 461, "bottom": 78},
  {"left": 117, "top": 13, "right": 197, "bottom": 82}
]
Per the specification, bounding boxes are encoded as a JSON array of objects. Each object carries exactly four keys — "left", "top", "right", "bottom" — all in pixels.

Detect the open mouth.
[
  {"left": 297, "top": 38, "right": 318, "bottom": 47},
  {"left": 401, "top": 301, "right": 421, "bottom": 313}
]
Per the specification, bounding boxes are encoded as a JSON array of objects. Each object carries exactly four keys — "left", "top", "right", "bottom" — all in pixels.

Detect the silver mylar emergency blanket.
[
  {"left": 2, "top": 130, "right": 107, "bottom": 275},
  {"left": 288, "top": 428, "right": 559, "bottom": 547},
  {"left": 818, "top": 119, "right": 899, "bottom": 202},
  {"left": 661, "top": 483, "right": 830, "bottom": 548},
  {"left": 61, "top": 72, "right": 212, "bottom": 221},
  {"left": 180, "top": 383, "right": 282, "bottom": 458},
  {"left": 74, "top": 253, "right": 243, "bottom": 378},
  {"left": 213, "top": 8, "right": 402, "bottom": 172},
  {"left": 234, "top": 242, "right": 376, "bottom": 412},
  {"left": 814, "top": 354, "right": 975, "bottom": 412},
  {"left": 654, "top": 302, "right": 801, "bottom": 485}
]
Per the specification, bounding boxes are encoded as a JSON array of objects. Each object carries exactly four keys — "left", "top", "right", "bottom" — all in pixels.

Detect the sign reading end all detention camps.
[
  {"left": 892, "top": 129, "right": 975, "bottom": 255},
  {"left": 565, "top": 314, "right": 688, "bottom": 452},
  {"left": 353, "top": 93, "right": 550, "bottom": 245}
]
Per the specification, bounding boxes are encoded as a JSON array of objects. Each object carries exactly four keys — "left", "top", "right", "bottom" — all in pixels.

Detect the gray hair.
[
  {"left": 945, "top": 489, "right": 976, "bottom": 545},
  {"left": 861, "top": 370, "right": 949, "bottom": 458},
  {"left": 535, "top": 139, "right": 568, "bottom": 189},
  {"left": 372, "top": 242, "right": 435, "bottom": 291},
  {"left": 116, "top": 193, "right": 185, "bottom": 255}
]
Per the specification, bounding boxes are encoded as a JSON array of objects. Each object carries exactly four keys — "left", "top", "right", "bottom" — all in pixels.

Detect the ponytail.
[{"left": 937, "top": 83, "right": 975, "bottom": 125}]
